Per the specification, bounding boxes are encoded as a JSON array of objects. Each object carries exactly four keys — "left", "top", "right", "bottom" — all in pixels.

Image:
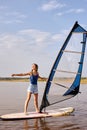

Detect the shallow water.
[{"left": 0, "top": 82, "right": 87, "bottom": 130}]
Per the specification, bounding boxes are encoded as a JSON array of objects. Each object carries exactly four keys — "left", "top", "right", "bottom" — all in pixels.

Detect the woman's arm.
[
  {"left": 38, "top": 74, "right": 47, "bottom": 81},
  {"left": 11, "top": 72, "right": 30, "bottom": 77}
]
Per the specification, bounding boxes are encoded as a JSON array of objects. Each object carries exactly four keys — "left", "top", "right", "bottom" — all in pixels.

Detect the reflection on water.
[
  {"left": 0, "top": 82, "right": 87, "bottom": 130},
  {"left": 23, "top": 119, "right": 51, "bottom": 130},
  {"left": 24, "top": 119, "right": 39, "bottom": 130},
  {"left": 23, "top": 118, "right": 76, "bottom": 130}
]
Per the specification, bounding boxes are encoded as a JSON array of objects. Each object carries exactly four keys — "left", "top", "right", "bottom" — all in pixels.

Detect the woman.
[{"left": 12, "top": 63, "right": 45, "bottom": 114}]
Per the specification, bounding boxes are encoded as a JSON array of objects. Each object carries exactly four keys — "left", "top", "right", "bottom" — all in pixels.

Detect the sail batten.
[
  {"left": 50, "top": 81, "right": 81, "bottom": 93},
  {"left": 62, "top": 50, "right": 84, "bottom": 54},
  {"left": 50, "top": 81, "right": 70, "bottom": 89},
  {"left": 40, "top": 21, "right": 87, "bottom": 112},
  {"left": 54, "top": 69, "right": 81, "bottom": 75}
]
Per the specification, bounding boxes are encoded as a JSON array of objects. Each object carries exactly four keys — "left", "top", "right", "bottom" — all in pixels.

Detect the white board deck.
[{"left": 0, "top": 107, "right": 74, "bottom": 120}]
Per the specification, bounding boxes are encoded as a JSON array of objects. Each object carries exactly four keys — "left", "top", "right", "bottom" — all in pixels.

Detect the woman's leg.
[
  {"left": 24, "top": 92, "right": 32, "bottom": 114},
  {"left": 33, "top": 93, "right": 39, "bottom": 112}
]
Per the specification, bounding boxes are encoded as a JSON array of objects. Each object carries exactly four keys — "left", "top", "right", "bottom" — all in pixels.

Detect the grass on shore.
[{"left": 0, "top": 77, "right": 87, "bottom": 84}]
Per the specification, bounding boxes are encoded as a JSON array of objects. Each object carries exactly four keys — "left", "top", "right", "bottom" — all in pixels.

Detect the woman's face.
[{"left": 32, "top": 64, "right": 36, "bottom": 70}]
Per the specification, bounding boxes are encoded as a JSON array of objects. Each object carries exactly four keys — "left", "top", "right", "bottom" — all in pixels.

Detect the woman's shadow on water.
[{"left": 23, "top": 118, "right": 50, "bottom": 130}]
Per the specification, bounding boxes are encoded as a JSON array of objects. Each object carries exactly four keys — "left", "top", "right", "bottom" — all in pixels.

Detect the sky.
[{"left": 0, "top": 0, "right": 87, "bottom": 77}]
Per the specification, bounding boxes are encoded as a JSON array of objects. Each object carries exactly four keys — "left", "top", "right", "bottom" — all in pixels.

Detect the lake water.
[{"left": 0, "top": 82, "right": 87, "bottom": 130}]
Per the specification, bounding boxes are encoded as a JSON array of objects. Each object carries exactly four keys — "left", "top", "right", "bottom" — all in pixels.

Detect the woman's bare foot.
[
  {"left": 24, "top": 111, "right": 28, "bottom": 115},
  {"left": 36, "top": 109, "right": 40, "bottom": 113}
]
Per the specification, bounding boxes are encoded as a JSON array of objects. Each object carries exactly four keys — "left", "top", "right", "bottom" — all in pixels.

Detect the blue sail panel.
[{"left": 74, "top": 24, "right": 87, "bottom": 33}]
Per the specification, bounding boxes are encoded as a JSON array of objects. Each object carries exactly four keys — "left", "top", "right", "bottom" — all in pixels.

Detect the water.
[{"left": 0, "top": 82, "right": 87, "bottom": 130}]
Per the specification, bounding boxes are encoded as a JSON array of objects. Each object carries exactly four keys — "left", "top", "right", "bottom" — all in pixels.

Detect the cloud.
[
  {"left": 56, "top": 8, "right": 85, "bottom": 16},
  {"left": 0, "top": 29, "right": 67, "bottom": 76},
  {"left": 5, "top": 11, "right": 27, "bottom": 19},
  {"left": 1, "top": 19, "right": 24, "bottom": 24},
  {"left": 40, "top": 0, "right": 66, "bottom": 11},
  {"left": 0, "top": 28, "right": 67, "bottom": 55},
  {"left": 66, "top": 8, "right": 85, "bottom": 13},
  {"left": 18, "top": 29, "right": 51, "bottom": 47},
  {"left": 0, "top": 28, "right": 67, "bottom": 76},
  {"left": 52, "top": 33, "right": 66, "bottom": 42},
  {"left": 0, "top": 6, "right": 27, "bottom": 24},
  {"left": 0, "top": 33, "right": 26, "bottom": 50}
]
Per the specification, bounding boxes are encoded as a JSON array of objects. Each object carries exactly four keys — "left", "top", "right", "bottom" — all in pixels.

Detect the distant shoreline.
[
  {"left": 0, "top": 77, "right": 87, "bottom": 84},
  {"left": 0, "top": 77, "right": 46, "bottom": 82}
]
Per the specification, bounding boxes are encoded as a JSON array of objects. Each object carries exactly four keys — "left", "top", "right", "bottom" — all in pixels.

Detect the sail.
[{"left": 40, "top": 21, "right": 87, "bottom": 112}]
